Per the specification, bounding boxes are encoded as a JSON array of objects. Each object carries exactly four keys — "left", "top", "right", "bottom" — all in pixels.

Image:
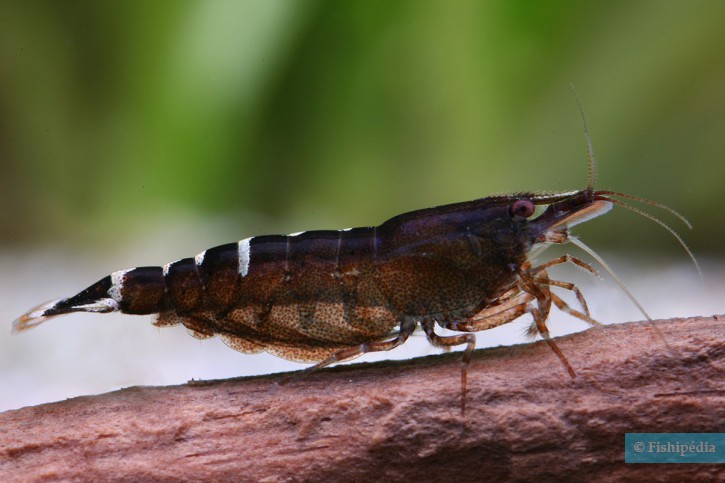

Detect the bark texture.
[{"left": 1, "top": 315, "right": 723, "bottom": 482}]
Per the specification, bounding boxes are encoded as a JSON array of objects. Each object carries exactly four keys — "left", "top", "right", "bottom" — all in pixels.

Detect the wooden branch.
[{"left": 1, "top": 316, "right": 723, "bottom": 481}]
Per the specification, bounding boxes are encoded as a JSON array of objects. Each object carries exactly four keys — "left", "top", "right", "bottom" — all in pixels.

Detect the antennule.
[
  {"left": 597, "top": 191, "right": 692, "bottom": 229},
  {"left": 596, "top": 194, "right": 702, "bottom": 280}
]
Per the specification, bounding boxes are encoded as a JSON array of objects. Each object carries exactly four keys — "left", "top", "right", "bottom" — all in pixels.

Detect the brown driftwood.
[{"left": 0, "top": 315, "right": 722, "bottom": 482}]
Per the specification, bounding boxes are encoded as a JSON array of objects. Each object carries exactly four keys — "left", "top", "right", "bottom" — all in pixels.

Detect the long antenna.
[
  {"left": 597, "top": 195, "right": 703, "bottom": 281},
  {"left": 571, "top": 84, "right": 596, "bottom": 191}
]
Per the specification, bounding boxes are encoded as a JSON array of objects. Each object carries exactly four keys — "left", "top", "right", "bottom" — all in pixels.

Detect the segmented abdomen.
[
  {"left": 97, "top": 227, "right": 398, "bottom": 361},
  {"left": 110, "top": 229, "right": 371, "bottom": 312}
]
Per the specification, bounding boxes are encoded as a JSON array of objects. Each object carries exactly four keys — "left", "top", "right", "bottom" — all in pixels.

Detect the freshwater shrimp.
[{"left": 14, "top": 110, "right": 696, "bottom": 413}]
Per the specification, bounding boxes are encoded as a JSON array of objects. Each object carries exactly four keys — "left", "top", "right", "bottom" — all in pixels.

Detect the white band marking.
[
  {"left": 238, "top": 237, "right": 252, "bottom": 277},
  {"left": 163, "top": 262, "right": 172, "bottom": 277},
  {"left": 76, "top": 299, "right": 119, "bottom": 312},
  {"left": 109, "top": 268, "right": 132, "bottom": 302}
]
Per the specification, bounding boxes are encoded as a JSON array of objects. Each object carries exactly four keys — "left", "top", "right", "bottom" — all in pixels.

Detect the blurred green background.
[
  {"left": 1, "top": 0, "right": 724, "bottom": 256},
  {"left": 2, "top": 0, "right": 725, "bottom": 413}
]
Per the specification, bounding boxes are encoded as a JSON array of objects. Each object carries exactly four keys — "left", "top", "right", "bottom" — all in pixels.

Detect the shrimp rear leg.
[
  {"left": 283, "top": 318, "right": 418, "bottom": 382},
  {"left": 421, "top": 318, "right": 475, "bottom": 415},
  {"left": 431, "top": 292, "right": 541, "bottom": 414}
]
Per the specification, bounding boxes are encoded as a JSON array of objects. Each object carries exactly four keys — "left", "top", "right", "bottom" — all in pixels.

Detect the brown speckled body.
[{"left": 146, "top": 198, "right": 532, "bottom": 362}]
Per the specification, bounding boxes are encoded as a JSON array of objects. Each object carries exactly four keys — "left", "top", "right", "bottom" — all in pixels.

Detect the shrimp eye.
[{"left": 510, "top": 199, "right": 535, "bottom": 218}]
